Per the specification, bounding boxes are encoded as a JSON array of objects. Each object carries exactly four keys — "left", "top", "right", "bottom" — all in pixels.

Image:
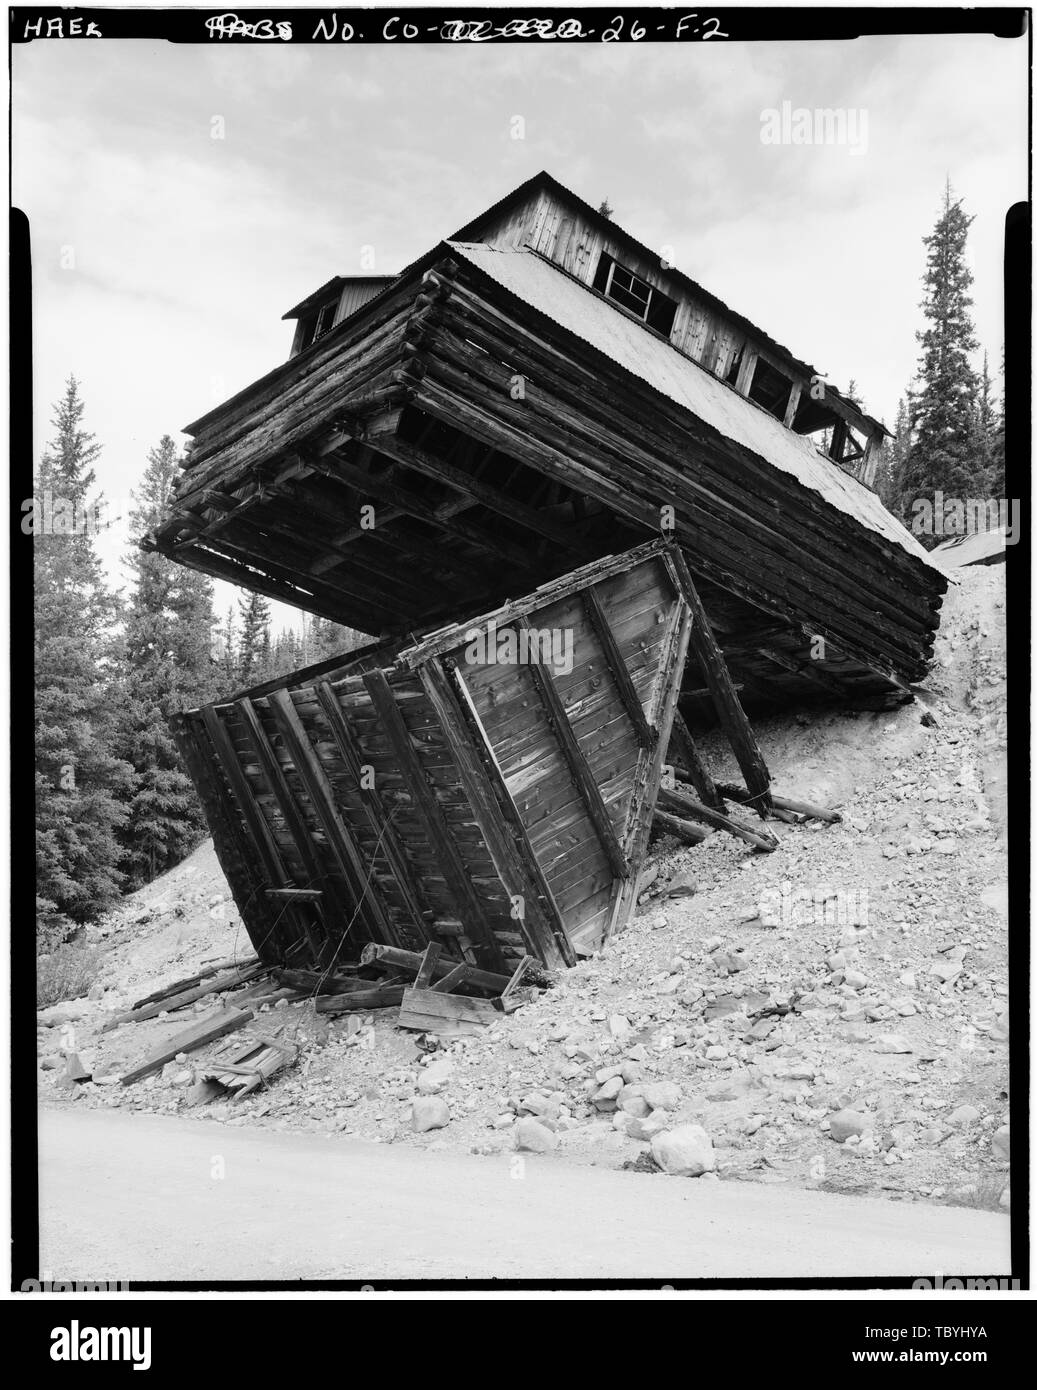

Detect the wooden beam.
[
  {"left": 172, "top": 715, "right": 294, "bottom": 961},
  {"left": 311, "top": 449, "right": 539, "bottom": 574},
  {"left": 653, "top": 809, "right": 711, "bottom": 845},
  {"left": 412, "top": 942, "right": 442, "bottom": 990},
  {"left": 313, "top": 678, "right": 431, "bottom": 949},
  {"left": 198, "top": 707, "right": 291, "bottom": 893},
  {"left": 663, "top": 547, "right": 772, "bottom": 814},
  {"left": 418, "top": 657, "right": 576, "bottom": 969},
  {"left": 715, "top": 782, "right": 841, "bottom": 823},
  {"left": 783, "top": 380, "right": 803, "bottom": 429},
  {"left": 265, "top": 688, "right": 401, "bottom": 953},
  {"left": 233, "top": 698, "right": 332, "bottom": 962},
  {"left": 359, "top": 942, "right": 534, "bottom": 996},
  {"left": 369, "top": 430, "right": 592, "bottom": 559},
  {"left": 756, "top": 645, "right": 847, "bottom": 696},
  {"left": 361, "top": 667, "right": 506, "bottom": 971},
  {"left": 581, "top": 587, "right": 655, "bottom": 747},
  {"left": 314, "top": 984, "right": 406, "bottom": 1014},
  {"left": 664, "top": 710, "right": 722, "bottom": 809},
  {"left": 658, "top": 785, "right": 779, "bottom": 852},
  {"left": 516, "top": 613, "right": 630, "bottom": 881},
  {"left": 431, "top": 962, "right": 473, "bottom": 994}
]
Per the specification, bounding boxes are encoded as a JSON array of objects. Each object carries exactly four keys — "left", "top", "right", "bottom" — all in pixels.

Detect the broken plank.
[
  {"left": 103, "top": 963, "right": 267, "bottom": 1032},
  {"left": 430, "top": 963, "right": 473, "bottom": 993},
  {"left": 120, "top": 1007, "right": 253, "bottom": 1085},
  {"left": 129, "top": 956, "right": 258, "bottom": 1011},
  {"left": 359, "top": 941, "right": 551, "bottom": 994},
  {"left": 398, "top": 986, "right": 499, "bottom": 1036},
  {"left": 413, "top": 942, "right": 442, "bottom": 990},
  {"left": 313, "top": 984, "right": 406, "bottom": 1013}
]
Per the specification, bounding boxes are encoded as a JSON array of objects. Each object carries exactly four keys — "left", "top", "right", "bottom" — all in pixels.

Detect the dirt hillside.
[{"left": 38, "top": 563, "right": 1010, "bottom": 1211}]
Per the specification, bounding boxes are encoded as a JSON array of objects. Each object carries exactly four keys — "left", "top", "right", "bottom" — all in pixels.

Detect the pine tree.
[
  {"left": 114, "top": 436, "right": 216, "bottom": 887},
  {"left": 216, "top": 610, "right": 238, "bottom": 690},
  {"left": 236, "top": 591, "right": 272, "bottom": 686},
  {"left": 876, "top": 396, "right": 912, "bottom": 513},
  {"left": 34, "top": 379, "right": 134, "bottom": 941},
  {"left": 895, "top": 181, "right": 980, "bottom": 541},
  {"left": 974, "top": 350, "right": 1006, "bottom": 497},
  {"left": 988, "top": 348, "right": 1006, "bottom": 498}
]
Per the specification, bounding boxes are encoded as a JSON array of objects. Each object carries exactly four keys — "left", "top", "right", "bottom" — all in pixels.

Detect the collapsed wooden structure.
[
  {"left": 149, "top": 171, "right": 946, "bottom": 719},
  {"left": 172, "top": 543, "right": 699, "bottom": 972},
  {"left": 151, "top": 171, "right": 948, "bottom": 978}
]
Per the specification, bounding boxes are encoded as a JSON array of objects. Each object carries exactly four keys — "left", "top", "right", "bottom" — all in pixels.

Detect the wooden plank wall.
[
  {"left": 176, "top": 549, "right": 689, "bottom": 970},
  {"left": 451, "top": 554, "right": 685, "bottom": 955}
]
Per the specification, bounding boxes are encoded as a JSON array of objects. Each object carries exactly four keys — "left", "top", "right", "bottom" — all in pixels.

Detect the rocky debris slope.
[{"left": 39, "top": 567, "right": 1009, "bottom": 1210}]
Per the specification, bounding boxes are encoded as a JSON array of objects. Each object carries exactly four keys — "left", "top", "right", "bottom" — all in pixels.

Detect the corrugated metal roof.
[
  {"left": 282, "top": 275, "right": 395, "bottom": 321},
  {"left": 932, "top": 528, "right": 1008, "bottom": 569},
  {"left": 447, "top": 242, "right": 938, "bottom": 570}
]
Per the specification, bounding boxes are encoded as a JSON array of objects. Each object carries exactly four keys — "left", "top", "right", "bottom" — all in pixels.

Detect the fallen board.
[
  {"left": 397, "top": 986, "right": 500, "bottom": 1037},
  {"left": 314, "top": 985, "right": 406, "bottom": 1014},
  {"left": 103, "top": 962, "right": 266, "bottom": 1032},
  {"left": 119, "top": 1007, "right": 254, "bottom": 1086}
]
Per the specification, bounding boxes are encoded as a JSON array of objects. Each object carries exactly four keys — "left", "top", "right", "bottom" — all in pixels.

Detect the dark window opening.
[
  {"left": 746, "top": 358, "right": 794, "bottom": 420},
  {"left": 593, "top": 253, "right": 678, "bottom": 338},
  {"left": 725, "top": 342, "right": 744, "bottom": 386},
  {"left": 299, "top": 296, "right": 340, "bottom": 351}
]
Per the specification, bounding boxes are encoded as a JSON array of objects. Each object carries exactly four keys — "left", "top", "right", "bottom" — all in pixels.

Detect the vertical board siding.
[{"left": 176, "top": 545, "right": 689, "bottom": 968}]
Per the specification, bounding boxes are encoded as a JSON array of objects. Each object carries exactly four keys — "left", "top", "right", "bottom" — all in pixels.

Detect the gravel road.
[{"left": 38, "top": 1106, "right": 1011, "bottom": 1282}]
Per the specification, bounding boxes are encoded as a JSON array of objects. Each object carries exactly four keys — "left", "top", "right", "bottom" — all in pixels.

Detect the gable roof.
[{"left": 281, "top": 275, "right": 396, "bottom": 321}]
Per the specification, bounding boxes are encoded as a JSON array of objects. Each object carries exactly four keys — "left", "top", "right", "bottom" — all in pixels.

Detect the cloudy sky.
[{"left": 13, "top": 25, "right": 1027, "bottom": 624}]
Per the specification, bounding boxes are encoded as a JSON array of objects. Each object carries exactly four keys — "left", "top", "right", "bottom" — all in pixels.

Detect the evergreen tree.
[
  {"left": 895, "top": 182, "right": 980, "bottom": 541},
  {"left": 876, "top": 396, "right": 912, "bottom": 514},
  {"left": 216, "top": 610, "right": 238, "bottom": 690},
  {"left": 34, "top": 379, "right": 134, "bottom": 940},
  {"left": 988, "top": 348, "right": 1006, "bottom": 498},
  {"left": 114, "top": 436, "right": 216, "bottom": 887},
  {"left": 974, "top": 350, "right": 1006, "bottom": 497},
  {"left": 236, "top": 591, "right": 272, "bottom": 686}
]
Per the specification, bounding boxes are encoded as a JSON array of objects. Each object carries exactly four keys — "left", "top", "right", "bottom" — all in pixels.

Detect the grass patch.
[
  {"left": 942, "top": 1175, "right": 1007, "bottom": 1213},
  {"left": 36, "top": 944, "right": 105, "bottom": 1008}
]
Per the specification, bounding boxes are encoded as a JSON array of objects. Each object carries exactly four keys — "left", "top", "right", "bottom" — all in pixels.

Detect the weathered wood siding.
[{"left": 175, "top": 544, "right": 689, "bottom": 971}]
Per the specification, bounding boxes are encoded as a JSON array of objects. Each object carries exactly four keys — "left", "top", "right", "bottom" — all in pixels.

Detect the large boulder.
[
  {"left": 829, "top": 1109, "right": 868, "bottom": 1143},
  {"left": 514, "top": 1118, "right": 558, "bottom": 1153},
  {"left": 651, "top": 1125, "right": 715, "bottom": 1177},
  {"left": 411, "top": 1096, "right": 450, "bottom": 1133}
]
